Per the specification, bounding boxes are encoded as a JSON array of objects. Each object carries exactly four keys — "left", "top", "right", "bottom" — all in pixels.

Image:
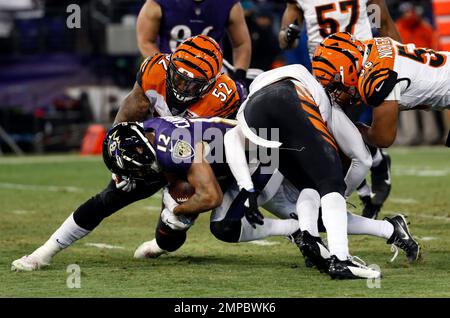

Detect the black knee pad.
[
  {"left": 316, "top": 177, "right": 346, "bottom": 198},
  {"left": 155, "top": 218, "right": 187, "bottom": 252},
  {"left": 210, "top": 220, "right": 242, "bottom": 243}
]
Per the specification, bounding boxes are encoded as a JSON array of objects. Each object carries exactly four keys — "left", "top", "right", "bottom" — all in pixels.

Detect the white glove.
[
  {"left": 162, "top": 186, "right": 179, "bottom": 212},
  {"left": 112, "top": 173, "right": 136, "bottom": 192},
  {"left": 160, "top": 208, "right": 195, "bottom": 231}
]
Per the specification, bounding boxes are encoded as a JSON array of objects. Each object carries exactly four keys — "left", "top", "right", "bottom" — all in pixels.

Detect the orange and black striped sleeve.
[
  {"left": 136, "top": 53, "right": 165, "bottom": 88},
  {"left": 358, "top": 64, "right": 398, "bottom": 107}
]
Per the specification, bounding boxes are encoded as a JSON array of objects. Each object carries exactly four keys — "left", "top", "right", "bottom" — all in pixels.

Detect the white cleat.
[
  {"left": 134, "top": 239, "right": 168, "bottom": 259},
  {"left": 11, "top": 255, "right": 49, "bottom": 272}
]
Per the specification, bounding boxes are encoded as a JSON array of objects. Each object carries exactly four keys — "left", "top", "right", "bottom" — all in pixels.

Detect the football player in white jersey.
[
  {"left": 313, "top": 32, "right": 450, "bottom": 148},
  {"left": 279, "top": 0, "right": 400, "bottom": 57},
  {"left": 278, "top": 0, "right": 401, "bottom": 219},
  {"left": 223, "top": 64, "right": 383, "bottom": 279}
]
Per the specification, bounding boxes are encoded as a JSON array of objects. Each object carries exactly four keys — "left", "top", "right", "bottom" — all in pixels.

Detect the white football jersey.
[
  {"left": 295, "top": 0, "right": 373, "bottom": 58},
  {"left": 359, "top": 37, "right": 450, "bottom": 110},
  {"left": 236, "top": 65, "right": 372, "bottom": 196}
]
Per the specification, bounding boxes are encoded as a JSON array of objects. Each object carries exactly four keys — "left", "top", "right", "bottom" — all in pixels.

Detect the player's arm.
[
  {"left": 114, "top": 82, "right": 151, "bottom": 124},
  {"left": 173, "top": 142, "right": 223, "bottom": 215},
  {"left": 279, "top": 1, "right": 303, "bottom": 50},
  {"left": 369, "top": 0, "right": 401, "bottom": 42},
  {"left": 136, "top": 0, "right": 162, "bottom": 57},
  {"left": 224, "top": 126, "right": 254, "bottom": 191},
  {"left": 226, "top": 2, "right": 251, "bottom": 72},
  {"left": 329, "top": 104, "right": 372, "bottom": 198},
  {"left": 357, "top": 100, "right": 399, "bottom": 148}
]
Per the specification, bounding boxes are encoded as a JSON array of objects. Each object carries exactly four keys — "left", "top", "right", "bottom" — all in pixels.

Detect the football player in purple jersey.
[{"left": 136, "top": 0, "right": 251, "bottom": 93}]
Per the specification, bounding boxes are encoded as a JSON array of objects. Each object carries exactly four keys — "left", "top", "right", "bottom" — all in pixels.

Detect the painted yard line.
[
  {"left": 414, "top": 214, "right": 450, "bottom": 222},
  {"left": 417, "top": 237, "right": 438, "bottom": 241},
  {"left": 390, "top": 198, "right": 418, "bottom": 204},
  {"left": 393, "top": 168, "right": 450, "bottom": 177},
  {"left": 247, "top": 240, "right": 280, "bottom": 246},
  {"left": 85, "top": 243, "right": 125, "bottom": 250},
  {"left": 0, "top": 155, "right": 101, "bottom": 165},
  {"left": 0, "top": 182, "right": 84, "bottom": 192},
  {"left": 12, "top": 210, "right": 35, "bottom": 215}
]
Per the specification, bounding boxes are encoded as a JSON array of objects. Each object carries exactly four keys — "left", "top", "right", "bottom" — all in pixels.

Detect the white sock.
[
  {"left": 321, "top": 192, "right": 349, "bottom": 261},
  {"left": 372, "top": 148, "right": 383, "bottom": 167},
  {"left": 347, "top": 212, "right": 394, "bottom": 239},
  {"left": 30, "top": 213, "right": 90, "bottom": 264},
  {"left": 296, "top": 188, "right": 320, "bottom": 237},
  {"left": 239, "top": 218, "right": 299, "bottom": 242},
  {"left": 357, "top": 183, "right": 371, "bottom": 197}
]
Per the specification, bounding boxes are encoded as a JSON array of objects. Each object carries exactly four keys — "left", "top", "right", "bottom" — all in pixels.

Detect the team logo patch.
[{"left": 172, "top": 140, "right": 194, "bottom": 159}]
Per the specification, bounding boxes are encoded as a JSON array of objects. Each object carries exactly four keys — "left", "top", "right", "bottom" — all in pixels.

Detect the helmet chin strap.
[{"left": 339, "top": 66, "right": 345, "bottom": 84}]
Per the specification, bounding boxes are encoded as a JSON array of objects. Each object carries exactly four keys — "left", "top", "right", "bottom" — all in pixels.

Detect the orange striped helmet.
[
  {"left": 167, "top": 35, "right": 223, "bottom": 103},
  {"left": 312, "top": 32, "right": 365, "bottom": 105}
]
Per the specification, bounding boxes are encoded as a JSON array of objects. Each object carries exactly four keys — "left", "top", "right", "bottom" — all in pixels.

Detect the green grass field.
[{"left": 0, "top": 147, "right": 449, "bottom": 297}]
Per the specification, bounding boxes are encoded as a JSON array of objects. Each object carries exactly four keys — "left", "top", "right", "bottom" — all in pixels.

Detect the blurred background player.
[
  {"left": 136, "top": 0, "right": 251, "bottom": 97},
  {"left": 312, "top": 31, "right": 450, "bottom": 147},
  {"left": 11, "top": 35, "right": 241, "bottom": 271},
  {"left": 395, "top": 2, "right": 446, "bottom": 145},
  {"left": 278, "top": 0, "right": 402, "bottom": 219}
]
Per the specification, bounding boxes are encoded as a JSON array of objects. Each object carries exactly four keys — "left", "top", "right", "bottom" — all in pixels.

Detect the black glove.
[
  {"left": 284, "top": 23, "right": 301, "bottom": 47},
  {"left": 232, "top": 69, "right": 249, "bottom": 101},
  {"left": 242, "top": 189, "right": 264, "bottom": 228}
]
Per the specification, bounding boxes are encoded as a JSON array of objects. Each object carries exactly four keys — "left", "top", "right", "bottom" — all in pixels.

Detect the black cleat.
[
  {"left": 328, "top": 255, "right": 381, "bottom": 280},
  {"left": 385, "top": 214, "right": 421, "bottom": 263},
  {"left": 290, "top": 230, "right": 331, "bottom": 273},
  {"left": 371, "top": 151, "right": 392, "bottom": 207},
  {"left": 360, "top": 195, "right": 381, "bottom": 219}
]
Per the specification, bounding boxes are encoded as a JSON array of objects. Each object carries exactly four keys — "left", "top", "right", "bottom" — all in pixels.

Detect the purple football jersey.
[
  {"left": 155, "top": 0, "right": 239, "bottom": 53},
  {"left": 143, "top": 116, "right": 235, "bottom": 177}
]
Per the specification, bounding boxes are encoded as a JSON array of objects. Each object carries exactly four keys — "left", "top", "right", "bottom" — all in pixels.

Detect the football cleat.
[
  {"left": 371, "top": 151, "right": 392, "bottom": 207},
  {"left": 328, "top": 255, "right": 381, "bottom": 280},
  {"left": 289, "top": 230, "right": 331, "bottom": 272},
  {"left": 11, "top": 255, "right": 49, "bottom": 272},
  {"left": 360, "top": 195, "right": 381, "bottom": 219},
  {"left": 385, "top": 214, "right": 421, "bottom": 263},
  {"left": 134, "top": 239, "right": 168, "bottom": 259}
]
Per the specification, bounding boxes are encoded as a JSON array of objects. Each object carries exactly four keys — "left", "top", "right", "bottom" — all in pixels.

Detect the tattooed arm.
[{"left": 114, "top": 82, "right": 151, "bottom": 124}]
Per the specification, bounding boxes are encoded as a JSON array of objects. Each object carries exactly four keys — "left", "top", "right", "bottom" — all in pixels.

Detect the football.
[{"left": 168, "top": 179, "right": 195, "bottom": 204}]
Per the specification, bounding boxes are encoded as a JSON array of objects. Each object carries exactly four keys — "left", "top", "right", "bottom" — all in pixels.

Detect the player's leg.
[
  {"left": 243, "top": 80, "right": 380, "bottom": 279},
  {"left": 134, "top": 214, "right": 192, "bottom": 259},
  {"left": 210, "top": 169, "right": 298, "bottom": 243},
  {"left": 346, "top": 212, "right": 420, "bottom": 262},
  {"left": 12, "top": 178, "right": 165, "bottom": 271}
]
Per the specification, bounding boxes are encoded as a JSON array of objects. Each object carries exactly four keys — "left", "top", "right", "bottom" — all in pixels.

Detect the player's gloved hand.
[
  {"left": 234, "top": 79, "right": 248, "bottom": 101},
  {"left": 242, "top": 188, "right": 264, "bottom": 228},
  {"left": 160, "top": 208, "right": 195, "bottom": 231},
  {"left": 232, "top": 69, "right": 249, "bottom": 101},
  {"left": 284, "top": 23, "right": 301, "bottom": 48},
  {"left": 112, "top": 173, "right": 136, "bottom": 192},
  {"left": 162, "top": 186, "right": 179, "bottom": 212}
]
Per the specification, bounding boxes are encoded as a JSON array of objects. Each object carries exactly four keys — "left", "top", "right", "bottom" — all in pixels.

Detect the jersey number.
[
  {"left": 157, "top": 134, "right": 171, "bottom": 152},
  {"left": 396, "top": 45, "right": 447, "bottom": 68},
  {"left": 170, "top": 25, "right": 214, "bottom": 52},
  {"left": 212, "top": 83, "right": 233, "bottom": 102},
  {"left": 316, "top": 0, "right": 359, "bottom": 38}
]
